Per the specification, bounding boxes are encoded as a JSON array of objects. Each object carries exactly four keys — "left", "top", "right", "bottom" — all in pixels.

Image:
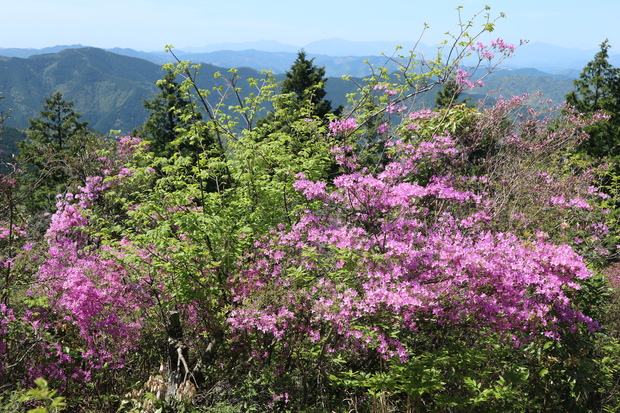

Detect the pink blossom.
[
  {"left": 328, "top": 118, "right": 357, "bottom": 136},
  {"left": 377, "top": 123, "right": 391, "bottom": 134}
]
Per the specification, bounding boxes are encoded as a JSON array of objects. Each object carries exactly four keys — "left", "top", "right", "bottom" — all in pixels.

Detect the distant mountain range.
[
  {"left": 0, "top": 48, "right": 162, "bottom": 133},
  {"left": 0, "top": 40, "right": 614, "bottom": 76},
  {"left": 0, "top": 41, "right": 591, "bottom": 139},
  {"left": 0, "top": 47, "right": 362, "bottom": 134}
]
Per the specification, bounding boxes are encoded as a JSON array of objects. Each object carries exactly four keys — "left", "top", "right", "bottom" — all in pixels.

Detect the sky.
[{"left": 2, "top": 0, "right": 619, "bottom": 52}]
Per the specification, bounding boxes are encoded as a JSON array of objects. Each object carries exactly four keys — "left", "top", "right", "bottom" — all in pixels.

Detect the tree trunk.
[{"left": 165, "top": 311, "right": 189, "bottom": 402}]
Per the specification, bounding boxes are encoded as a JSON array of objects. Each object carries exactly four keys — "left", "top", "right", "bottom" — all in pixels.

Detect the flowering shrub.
[
  {"left": 228, "top": 137, "right": 600, "bottom": 359},
  {"left": 0, "top": 136, "right": 153, "bottom": 395},
  {"left": 219, "top": 97, "right": 614, "bottom": 407}
]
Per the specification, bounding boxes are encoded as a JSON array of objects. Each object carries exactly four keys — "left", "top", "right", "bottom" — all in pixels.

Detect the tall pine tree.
[
  {"left": 21, "top": 92, "right": 88, "bottom": 154},
  {"left": 140, "top": 69, "right": 204, "bottom": 159},
  {"left": 566, "top": 40, "right": 620, "bottom": 159},
  {"left": 252, "top": 50, "right": 341, "bottom": 155},
  {"left": 18, "top": 92, "right": 94, "bottom": 211},
  {"left": 281, "top": 50, "right": 339, "bottom": 119}
]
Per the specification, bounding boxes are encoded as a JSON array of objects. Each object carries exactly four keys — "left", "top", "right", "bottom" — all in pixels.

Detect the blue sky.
[{"left": 2, "top": 0, "right": 619, "bottom": 52}]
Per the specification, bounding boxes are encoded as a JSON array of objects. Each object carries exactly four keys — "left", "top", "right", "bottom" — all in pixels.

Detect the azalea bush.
[
  {"left": 223, "top": 99, "right": 613, "bottom": 410},
  {"left": 0, "top": 137, "right": 157, "bottom": 409}
]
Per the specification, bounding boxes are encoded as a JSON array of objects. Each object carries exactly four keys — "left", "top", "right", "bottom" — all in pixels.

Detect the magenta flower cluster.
[
  {"left": 10, "top": 137, "right": 150, "bottom": 383},
  {"left": 455, "top": 68, "right": 484, "bottom": 89},
  {"left": 228, "top": 129, "right": 600, "bottom": 360},
  {"left": 328, "top": 117, "right": 357, "bottom": 136}
]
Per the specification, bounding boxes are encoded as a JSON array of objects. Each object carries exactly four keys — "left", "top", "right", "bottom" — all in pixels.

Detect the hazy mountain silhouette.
[{"left": 2, "top": 39, "right": 612, "bottom": 76}]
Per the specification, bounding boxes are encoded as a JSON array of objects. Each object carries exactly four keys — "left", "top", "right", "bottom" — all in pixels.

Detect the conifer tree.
[
  {"left": 281, "top": 50, "right": 339, "bottom": 118},
  {"left": 18, "top": 92, "right": 92, "bottom": 211},
  {"left": 21, "top": 92, "right": 89, "bottom": 154},
  {"left": 252, "top": 51, "right": 341, "bottom": 157},
  {"left": 140, "top": 69, "right": 204, "bottom": 159},
  {"left": 435, "top": 76, "right": 471, "bottom": 108},
  {"left": 566, "top": 40, "right": 620, "bottom": 159}
]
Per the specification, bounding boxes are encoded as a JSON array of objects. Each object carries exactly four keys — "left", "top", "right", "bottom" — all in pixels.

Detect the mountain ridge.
[
  {"left": 1, "top": 39, "right": 615, "bottom": 76},
  {"left": 0, "top": 46, "right": 580, "bottom": 139},
  {"left": 0, "top": 47, "right": 362, "bottom": 134}
]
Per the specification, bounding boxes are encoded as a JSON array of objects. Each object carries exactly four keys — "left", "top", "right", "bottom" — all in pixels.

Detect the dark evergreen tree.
[
  {"left": 251, "top": 50, "right": 342, "bottom": 159},
  {"left": 566, "top": 40, "right": 620, "bottom": 159},
  {"left": 17, "top": 92, "right": 95, "bottom": 211},
  {"left": 435, "top": 76, "right": 471, "bottom": 108},
  {"left": 18, "top": 91, "right": 89, "bottom": 179},
  {"left": 22, "top": 92, "right": 89, "bottom": 153},
  {"left": 140, "top": 69, "right": 204, "bottom": 159},
  {"left": 281, "top": 50, "right": 340, "bottom": 119},
  {"left": 140, "top": 68, "right": 225, "bottom": 196}
]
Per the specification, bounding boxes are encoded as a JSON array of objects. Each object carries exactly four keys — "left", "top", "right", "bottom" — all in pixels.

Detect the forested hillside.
[
  {"left": 3, "top": 10, "right": 620, "bottom": 412},
  {"left": 0, "top": 48, "right": 160, "bottom": 132},
  {"left": 0, "top": 48, "right": 359, "bottom": 134},
  {"left": 4, "top": 40, "right": 619, "bottom": 76}
]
